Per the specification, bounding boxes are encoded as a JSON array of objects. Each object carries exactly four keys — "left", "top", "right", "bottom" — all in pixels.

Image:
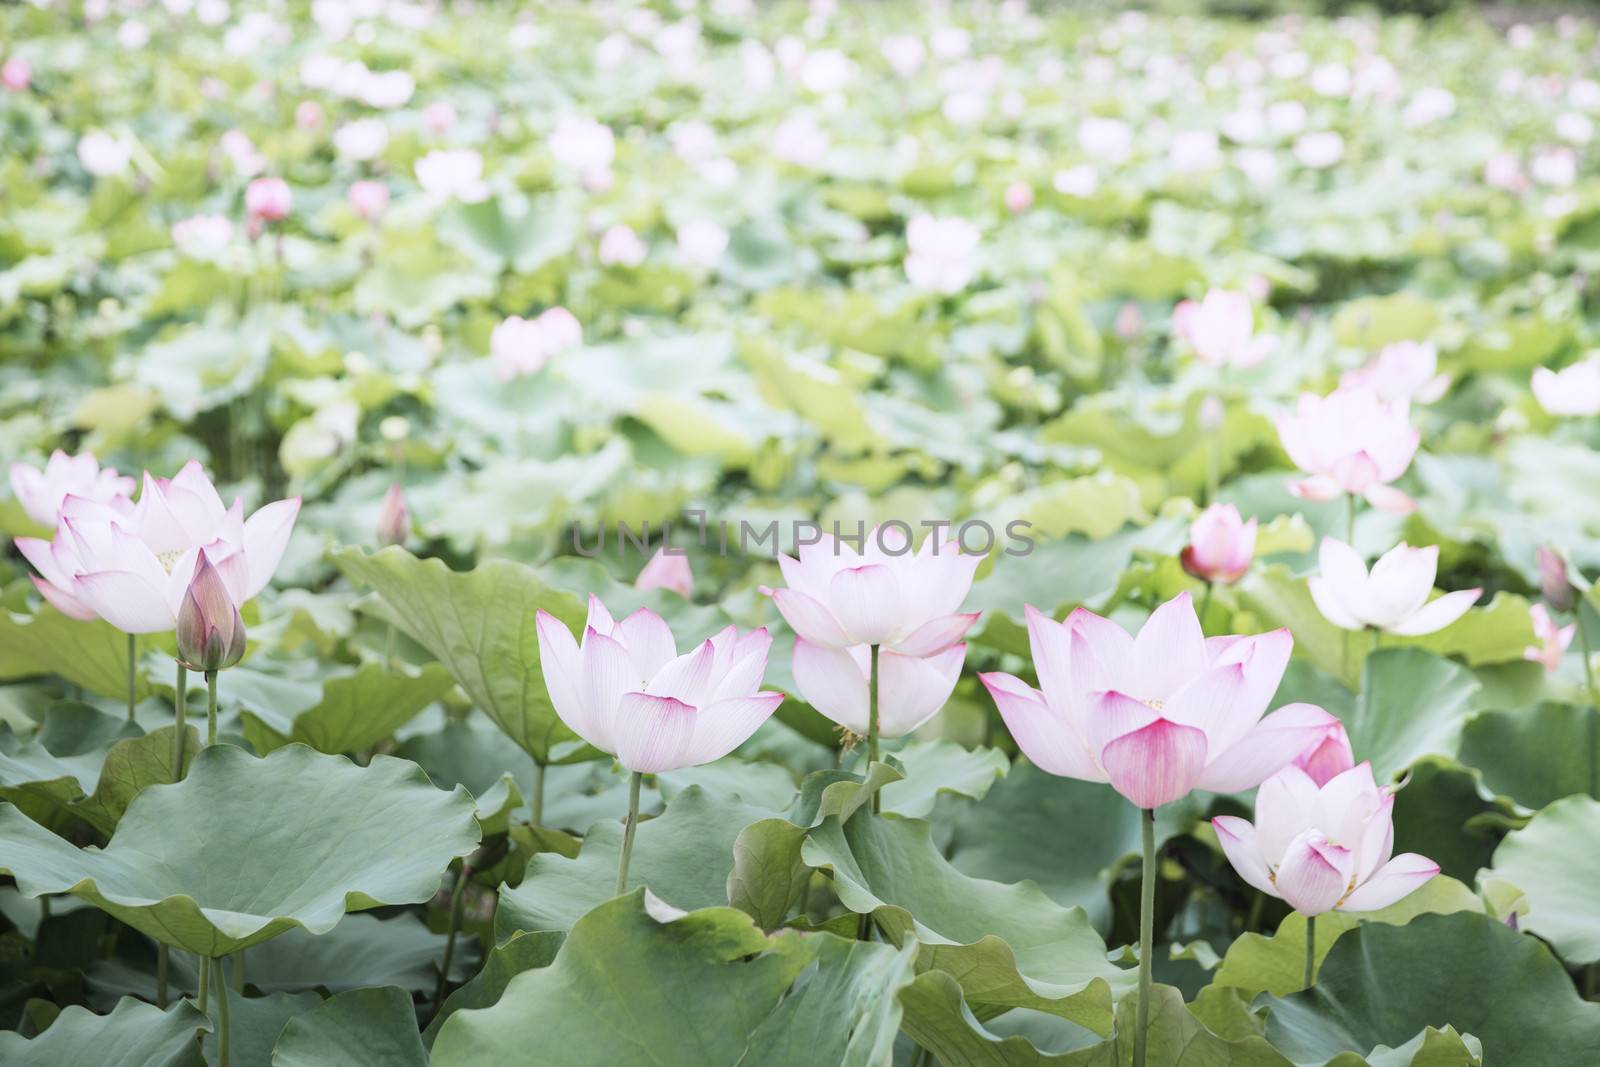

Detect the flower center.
[
  {"left": 157, "top": 550, "right": 185, "bottom": 573},
  {"left": 1142, "top": 697, "right": 1165, "bottom": 712}
]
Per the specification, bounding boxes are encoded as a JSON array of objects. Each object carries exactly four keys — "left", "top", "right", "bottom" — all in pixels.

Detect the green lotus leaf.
[
  {"left": 0, "top": 743, "right": 478, "bottom": 956},
  {"left": 203, "top": 988, "right": 322, "bottom": 1067},
  {"left": 1260, "top": 912, "right": 1600, "bottom": 1065},
  {"left": 270, "top": 986, "right": 427, "bottom": 1067},
  {"left": 333, "top": 547, "right": 588, "bottom": 763},
  {"left": 0, "top": 608, "right": 153, "bottom": 703},
  {"left": 1486, "top": 794, "right": 1600, "bottom": 965},
  {"left": 877, "top": 739, "right": 1009, "bottom": 818},
  {"left": 432, "top": 893, "right": 814, "bottom": 1066},
  {"left": 801, "top": 811, "right": 1130, "bottom": 1033},
  {"left": 1458, "top": 702, "right": 1600, "bottom": 808},
  {"left": 0, "top": 997, "right": 209, "bottom": 1067},
  {"left": 240, "top": 661, "right": 454, "bottom": 755}
]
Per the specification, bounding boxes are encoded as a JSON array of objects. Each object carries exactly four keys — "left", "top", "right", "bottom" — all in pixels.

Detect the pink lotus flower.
[
  {"left": 1276, "top": 387, "right": 1420, "bottom": 514},
  {"left": 348, "top": 180, "right": 390, "bottom": 220},
  {"left": 766, "top": 526, "right": 979, "bottom": 738},
  {"left": 675, "top": 220, "right": 729, "bottom": 269},
  {"left": 904, "top": 214, "right": 980, "bottom": 295},
  {"left": 549, "top": 116, "right": 615, "bottom": 187},
  {"left": 170, "top": 214, "right": 235, "bottom": 260},
  {"left": 245, "top": 177, "right": 292, "bottom": 222},
  {"left": 78, "top": 131, "right": 132, "bottom": 178},
  {"left": 1531, "top": 360, "right": 1600, "bottom": 417},
  {"left": 175, "top": 555, "right": 247, "bottom": 673},
  {"left": 636, "top": 547, "right": 693, "bottom": 598},
  {"left": 423, "top": 101, "right": 458, "bottom": 135},
  {"left": 294, "top": 100, "right": 324, "bottom": 131},
  {"left": 414, "top": 149, "right": 488, "bottom": 203},
  {"left": 1341, "top": 341, "right": 1450, "bottom": 406},
  {"left": 1309, "top": 538, "right": 1480, "bottom": 636},
  {"left": 35, "top": 461, "right": 300, "bottom": 634},
  {"left": 981, "top": 593, "right": 1334, "bottom": 809},
  {"left": 3, "top": 57, "right": 31, "bottom": 92},
  {"left": 598, "top": 224, "right": 647, "bottom": 267},
  {"left": 489, "top": 307, "right": 582, "bottom": 381},
  {"left": 1213, "top": 762, "right": 1439, "bottom": 916},
  {"left": 10, "top": 450, "right": 134, "bottom": 529},
  {"left": 1004, "top": 181, "right": 1034, "bottom": 214},
  {"left": 1524, "top": 603, "right": 1575, "bottom": 673},
  {"left": 1291, "top": 717, "right": 1354, "bottom": 787},
  {"left": 334, "top": 119, "right": 389, "bottom": 162},
  {"left": 1171, "top": 289, "right": 1274, "bottom": 369},
  {"left": 535, "top": 598, "right": 782, "bottom": 773},
  {"left": 376, "top": 483, "right": 408, "bottom": 547},
  {"left": 1538, "top": 545, "right": 1577, "bottom": 613},
  {"left": 1180, "top": 503, "right": 1256, "bottom": 584}
]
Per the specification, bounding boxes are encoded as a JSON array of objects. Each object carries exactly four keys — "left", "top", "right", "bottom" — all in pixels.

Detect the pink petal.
[
  {"left": 1161, "top": 662, "right": 1248, "bottom": 746},
  {"left": 791, "top": 637, "right": 868, "bottom": 732},
  {"left": 635, "top": 547, "right": 693, "bottom": 598},
  {"left": 1065, "top": 606, "right": 1135, "bottom": 694},
  {"left": 31, "top": 574, "right": 97, "bottom": 620},
  {"left": 1084, "top": 690, "right": 1159, "bottom": 755},
  {"left": 891, "top": 612, "right": 979, "bottom": 657},
  {"left": 1308, "top": 576, "right": 1363, "bottom": 632},
  {"left": 1388, "top": 588, "right": 1481, "bottom": 636},
  {"left": 1253, "top": 764, "right": 1322, "bottom": 862},
  {"left": 770, "top": 588, "right": 851, "bottom": 648},
  {"left": 877, "top": 644, "right": 965, "bottom": 738},
  {"left": 612, "top": 693, "right": 698, "bottom": 773},
  {"left": 1024, "top": 604, "right": 1074, "bottom": 701},
  {"left": 1132, "top": 592, "right": 1208, "bottom": 700},
  {"left": 241, "top": 497, "right": 300, "bottom": 599},
  {"left": 1099, "top": 717, "right": 1208, "bottom": 809},
  {"left": 1198, "top": 702, "right": 1339, "bottom": 794},
  {"left": 827, "top": 564, "right": 903, "bottom": 645},
  {"left": 1273, "top": 832, "right": 1351, "bottom": 916},
  {"left": 1339, "top": 853, "right": 1437, "bottom": 912},
  {"left": 687, "top": 693, "right": 784, "bottom": 764},
  {"left": 1212, "top": 816, "right": 1276, "bottom": 896},
  {"left": 73, "top": 570, "right": 177, "bottom": 633},
  {"left": 1363, "top": 484, "right": 1416, "bottom": 515},
  {"left": 645, "top": 639, "right": 718, "bottom": 706},
  {"left": 616, "top": 607, "right": 677, "bottom": 679},
  {"left": 580, "top": 628, "right": 644, "bottom": 752},
  {"left": 712, "top": 627, "right": 773, "bottom": 701},
  {"left": 1208, "top": 628, "right": 1294, "bottom": 734},
  {"left": 585, "top": 593, "right": 616, "bottom": 635},
  {"left": 536, "top": 610, "right": 593, "bottom": 747},
  {"left": 1287, "top": 475, "right": 1343, "bottom": 502},
  {"left": 980, "top": 672, "right": 1101, "bottom": 781}
]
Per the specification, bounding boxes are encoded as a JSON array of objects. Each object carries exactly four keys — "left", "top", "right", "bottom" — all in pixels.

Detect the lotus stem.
[
  {"left": 1198, "top": 582, "right": 1215, "bottom": 634},
  {"left": 1304, "top": 915, "right": 1316, "bottom": 989},
  {"left": 1134, "top": 806, "right": 1156, "bottom": 1067},
  {"left": 213, "top": 956, "right": 231, "bottom": 1067},
  {"left": 205, "top": 669, "right": 218, "bottom": 747},
  {"left": 155, "top": 944, "right": 168, "bottom": 1009},
  {"left": 232, "top": 949, "right": 244, "bottom": 993},
  {"left": 1576, "top": 609, "right": 1598, "bottom": 710},
  {"left": 173, "top": 665, "right": 188, "bottom": 775},
  {"left": 616, "top": 771, "right": 642, "bottom": 896},
  {"left": 433, "top": 860, "right": 471, "bottom": 1012},
  {"left": 867, "top": 642, "right": 881, "bottom": 814},
  {"left": 530, "top": 761, "right": 545, "bottom": 827},
  {"left": 126, "top": 633, "right": 137, "bottom": 722},
  {"left": 198, "top": 957, "right": 209, "bottom": 1013}
]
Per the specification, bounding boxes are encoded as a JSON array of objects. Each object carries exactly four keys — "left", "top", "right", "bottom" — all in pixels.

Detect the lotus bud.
[
  {"left": 1539, "top": 545, "right": 1576, "bottom": 613},
  {"left": 376, "top": 483, "right": 409, "bottom": 547},
  {"left": 176, "top": 555, "right": 247, "bottom": 673}
]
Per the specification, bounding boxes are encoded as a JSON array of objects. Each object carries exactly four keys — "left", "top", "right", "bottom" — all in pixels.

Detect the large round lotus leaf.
[
  {"left": 0, "top": 997, "right": 209, "bottom": 1067},
  {"left": 1486, "top": 794, "right": 1600, "bottom": 964},
  {"left": 0, "top": 743, "right": 479, "bottom": 956}
]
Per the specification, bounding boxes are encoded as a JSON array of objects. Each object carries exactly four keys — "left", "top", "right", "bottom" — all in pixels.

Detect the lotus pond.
[{"left": 2, "top": 1, "right": 1600, "bottom": 1064}]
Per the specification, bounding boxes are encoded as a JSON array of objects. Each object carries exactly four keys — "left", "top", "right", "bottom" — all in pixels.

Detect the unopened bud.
[
  {"left": 1538, "top": 545, "right": 1576, "bottom": 613},
  {"left": 176, "top": 555, "right": 247, "bottom": 672},
  {"left": 377, "top": 483, "right": 409, "bottom": 547}
]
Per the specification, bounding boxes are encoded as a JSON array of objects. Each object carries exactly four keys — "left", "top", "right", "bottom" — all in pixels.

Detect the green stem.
[
  {"left": 156, "top": 943, "right": 168, "bottom": 1009},
  {"left": 1245, "top": 890, "right": 1265, "bottom": 934},
  {"left": 615, "top": 771, "right": 642, "bottom": 896},
  {"left": 1134, "top": 807, "right": 1156, "bottom": 1067},
  {"left": 1345, "top": 491, "right": 1356, "bottom": 546},
  {"left": 213, "top": 956, "right": 230, "bottom": 1067},
  {"left": 1207, "top": 396, "right": 1222, "bottom": 506},
  {"left": 206, "top": 670, "right": 218, "bottom": 747},
  {"left": 198, "top": 957, "right": 210, "bottom": 1013},
  {"left": 868, "top": 643, "right": 880, "bottom": 815},
  {"left": 433, "top": 862, "right": 471, "bottom": 1011},
  {"left": 1304, "top": 915, "right": 1316, "bottom": 989},
  {"left": 530, "top": 761, "right": 545, "bottom": 827},
  {"left": 126, "top": 633, "right": 137, "bottom": 722},
  {"left": 1198, "top": 582, "right": 1215, "bottom": 634},
  {"left": 232, "top": 949, "right": 244, "bottom": 993},
  {"left": 1576, "top": 607, "right": 1598, "bottom": 710},
  {"left": 173, "top": 665, "right": 188, "bottom": 775}
]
